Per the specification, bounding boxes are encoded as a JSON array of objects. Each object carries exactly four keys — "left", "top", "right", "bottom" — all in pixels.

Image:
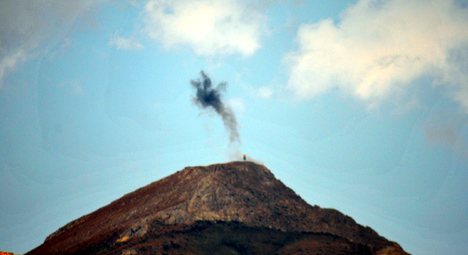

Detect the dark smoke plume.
[{"left": 191, "top": 71, "right": 240, "bottom": 145}]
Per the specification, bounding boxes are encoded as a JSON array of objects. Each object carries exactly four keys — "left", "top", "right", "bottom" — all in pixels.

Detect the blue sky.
[{"left": 1, "top": 0, "right": 468, "bottom": 254}]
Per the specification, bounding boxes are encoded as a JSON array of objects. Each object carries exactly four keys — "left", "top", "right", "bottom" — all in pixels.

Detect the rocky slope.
[
  {"left": 26, "top": 161, "right": 409, "bottom": 255},
  {"left": 0, "top": 252, "right": 21, "bottom": 255}
]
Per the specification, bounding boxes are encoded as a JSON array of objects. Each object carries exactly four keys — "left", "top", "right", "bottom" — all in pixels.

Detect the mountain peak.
[{"left": 27, "top": 162, "right": 409, "bottom": 255}]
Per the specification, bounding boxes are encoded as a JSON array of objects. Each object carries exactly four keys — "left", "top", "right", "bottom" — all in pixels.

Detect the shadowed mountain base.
[{"left": 49, "top": 221, "right": 373, "bottom": 255}]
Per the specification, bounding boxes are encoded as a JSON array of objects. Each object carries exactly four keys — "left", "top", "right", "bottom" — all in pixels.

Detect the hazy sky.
[{"left": 1, "top": 0, "right": 468, "bottom": 254}]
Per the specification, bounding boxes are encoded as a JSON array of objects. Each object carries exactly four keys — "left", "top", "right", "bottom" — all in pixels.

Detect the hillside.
[{"left": 26, "top": 161, "right": 409, "bottom": 255}]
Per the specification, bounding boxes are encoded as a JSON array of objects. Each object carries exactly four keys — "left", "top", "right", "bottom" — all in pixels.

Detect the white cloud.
[
  {"left": 440, "top": 47, "right": 468, "bottom": 113},
  {"left": 0, "top": 0, "right": 107, "bottom": 89},
  {"left": 143, "top": 0, "right": 265, "bottom": 57},
  {"left": 0, "top": 49, "right": 26, "bottom": 90},
  {"left": 257, "top": 86, "right": 273, "bottom": 99},
  {"left": 227, "top": 97, "right": 246, "bottom": 114},
  {"left": 286, "top": 0, "right": 468, "bottom": 111},
  {"left": 109, "top": 31, "right": 143, "bottom": 50}
]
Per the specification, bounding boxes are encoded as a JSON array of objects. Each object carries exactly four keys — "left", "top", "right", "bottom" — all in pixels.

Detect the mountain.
[
  {"left": 26, "top": 161, "right": 409, "bottom": 255},
  {"left": 0, "top": 252, "right": 20, "bottom": 255}
]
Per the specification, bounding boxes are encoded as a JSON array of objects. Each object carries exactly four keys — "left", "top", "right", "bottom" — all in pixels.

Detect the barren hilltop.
[{"left": 27, "top": 161, "right": 409, "bottom": 255}]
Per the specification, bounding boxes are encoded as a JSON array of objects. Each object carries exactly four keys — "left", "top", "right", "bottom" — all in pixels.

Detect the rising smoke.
[{"left": 191, "top": 71, "right": 240, "bottom": 146}]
